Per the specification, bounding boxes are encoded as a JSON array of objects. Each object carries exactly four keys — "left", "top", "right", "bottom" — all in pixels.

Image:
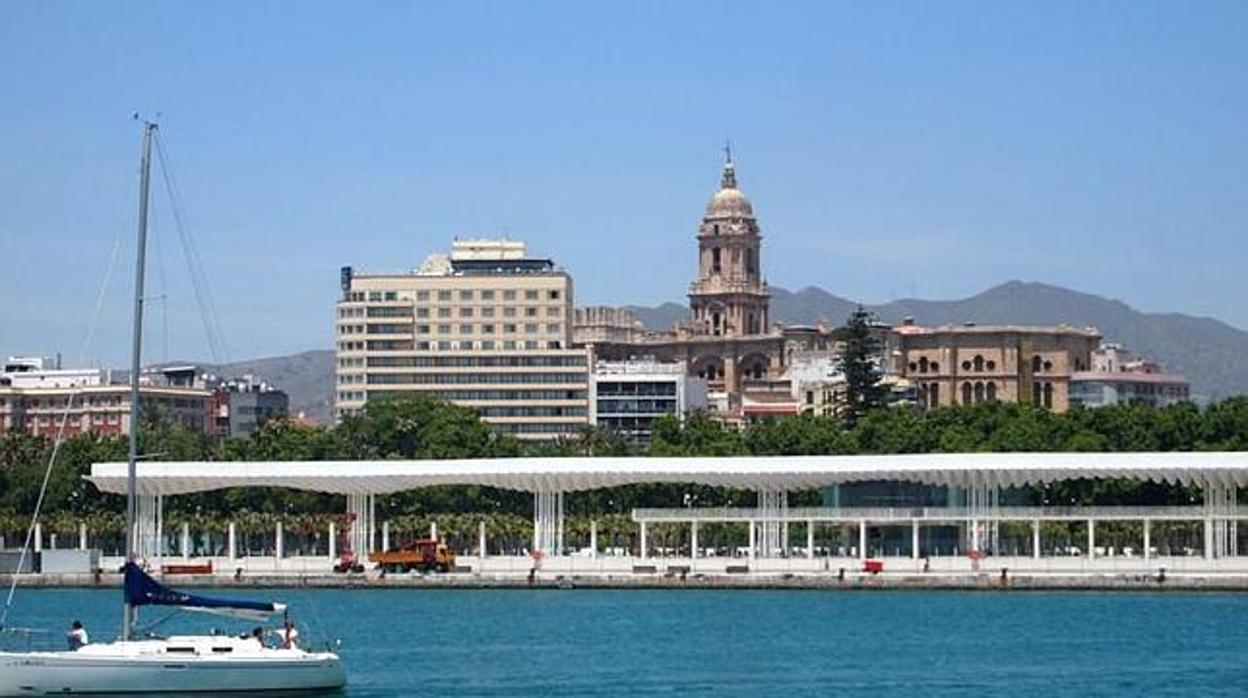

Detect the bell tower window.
[{"left": 712, "top": 248, "right": 721, "bottom": 274}]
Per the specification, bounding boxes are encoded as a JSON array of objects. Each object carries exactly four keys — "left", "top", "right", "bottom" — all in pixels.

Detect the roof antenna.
[{"left": 724, "top": 139, "right": 733, "bottom": 165}]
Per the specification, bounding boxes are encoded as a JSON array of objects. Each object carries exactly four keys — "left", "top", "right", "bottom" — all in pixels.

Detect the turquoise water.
[{"left": 4, "top": 589, "right": 1248, "bottom": 696}]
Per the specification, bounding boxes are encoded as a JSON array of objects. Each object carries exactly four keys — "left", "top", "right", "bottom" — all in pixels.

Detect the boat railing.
[{"left": 0, "top": 626, "right": 61, "bottom": 653}]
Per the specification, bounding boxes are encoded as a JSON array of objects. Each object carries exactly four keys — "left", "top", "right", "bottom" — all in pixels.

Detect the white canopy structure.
[
  {"left": 89, "top": 453, "right": 1248, "bottom": 561},
  {"left": 86, "top": 452, "right": 1248, "bottom": 496}
]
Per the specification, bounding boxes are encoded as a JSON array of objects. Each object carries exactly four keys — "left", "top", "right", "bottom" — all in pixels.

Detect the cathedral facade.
[{"left": 586, "top": 156, "right": 836, "bottom": 420}]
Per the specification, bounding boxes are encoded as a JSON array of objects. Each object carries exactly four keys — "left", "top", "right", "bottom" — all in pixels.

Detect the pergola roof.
[{"left": 87, "top": 452, "right": 1248, "bottom": 496}]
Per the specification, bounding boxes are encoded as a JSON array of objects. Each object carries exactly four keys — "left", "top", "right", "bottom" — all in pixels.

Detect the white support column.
[
  {"left": 557, "top": 491, "right": 565, "bottom": 555},
  {"left": 748, "top": 520, "right": 756, "bottom": 563},
  {"left": 858, "top": 520, "right": 867, "bottom": 560},
  {"left": 479, "top": 520, "right": 488, "bottom": 559},
  {"left": 911, "top": 519, "right": 920, "bottom": 560},
  {"left": 327, "top": 522, "right": 337, "bottom": 561},
  {"left": 156, "top": 495, "right": 164, "bottom": 561},
  {"left": 755, "top": 488, "right": 788, "bottom": 559},
  {"left": 33, "top": 523, "right": 42, "bottom": 553},
  {"left": 382, "top": 520, "right": 390, "bottom": 551},
  {"left": 690, "top": 521, "right": 699, "bottom": 560},
  {"left": 227, "top": 522, "right": 237, "bottom": 561},
  {"left": 1087, "top": 519, "right": 1095, "bottom": 559},
  {"left": 639, "top": 521, "right": 648, "bottom": 560},
  {"left": 1204, "top": 516, "right": 1213, "bottom": 560},
  {"left": 532, "top": 489, "right": 563, "bottom": 556},
  {"left": 589, "top": 520, "right": 598, "bottom": 559},
  {"left": 970, "top": 520, "right": 980, "bottom": 554},
  {"left": 78, "top": 522, "right": 88, "bottom": 551},
  {"left": 1032, "top": 519, "right": 1041, "bottom": 560},
  {"left": 806, "top": 520, "right": 815, "bottom": 560},
  {"left": 368, "top": 494, "right": 376, "bottom": 553},
  {"left": 430, "top": 521, "right": 438, "bottom": 543},
  {"left": 181, "top": 522, "right": 190, "bottom": 560},
  {"left": 1143, "top": 519, "right": 1151, "bottom": 563},
  {"left": 275, "top": 521, "right": 284, "bottom": 560}
]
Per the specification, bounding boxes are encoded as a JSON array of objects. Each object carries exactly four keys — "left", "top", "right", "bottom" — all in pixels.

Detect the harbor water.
[{"left": 4, "top": 589, "right": 1248, "bottom": 696}]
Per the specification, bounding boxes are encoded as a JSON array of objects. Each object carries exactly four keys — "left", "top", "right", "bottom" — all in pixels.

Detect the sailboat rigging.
[{"left": 0, "top": 120, "right": 345, "bottom": 695}]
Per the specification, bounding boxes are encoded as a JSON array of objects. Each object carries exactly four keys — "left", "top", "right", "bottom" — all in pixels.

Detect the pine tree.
[{"left": 838, "top": 305, "right": 887, "bottom": 425}]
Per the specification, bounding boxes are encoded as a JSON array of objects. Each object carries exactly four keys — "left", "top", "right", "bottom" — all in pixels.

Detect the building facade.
[
  {"left": 335, "top": 239, "right": 589, "bottom": 439},
  {"left": 1070, "top": 343, "right": 1190, "bottom": 408},
  {"left": 589, "top": 361, "right": 707, "bottom": 442},
  {"left": 892, "top": 320, "right": 1101, "bottom": 412},
  {"left": 210, "top": 377, "right": 289, "bottom": 438},
  {"left": 573, "top": 307, "right": 645, "bottom": 345},
  {"left": 0, "top": 358, "right": 212, "bottom": 436}
]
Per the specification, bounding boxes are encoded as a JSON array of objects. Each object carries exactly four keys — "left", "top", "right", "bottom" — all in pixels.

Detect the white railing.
[{"left": 632, "top": 505, "right": 1248, "bottom": 523}]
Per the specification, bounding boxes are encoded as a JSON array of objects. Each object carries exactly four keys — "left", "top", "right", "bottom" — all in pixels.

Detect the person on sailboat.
[{"left": 66, "top": 621, "right": 88, "bottom": 650}]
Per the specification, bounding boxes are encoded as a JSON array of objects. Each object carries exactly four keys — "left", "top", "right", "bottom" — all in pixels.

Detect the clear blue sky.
[{"left": 2, "top": 1, "right": 1246, "bottom": 365}]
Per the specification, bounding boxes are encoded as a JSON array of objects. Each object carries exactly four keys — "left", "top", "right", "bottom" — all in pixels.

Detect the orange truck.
[{"left": 369, "top": 539, "right": 457, "bottom": 573}]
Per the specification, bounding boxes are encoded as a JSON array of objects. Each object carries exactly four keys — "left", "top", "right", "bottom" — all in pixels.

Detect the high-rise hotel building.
[{"left": 335, "top": 239, "right": 589, "bottom": 439}]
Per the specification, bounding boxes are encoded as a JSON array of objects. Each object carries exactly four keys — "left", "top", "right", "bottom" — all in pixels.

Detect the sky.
[{"left": 2, "top": 1, "right": 1246, "bottom": 366}]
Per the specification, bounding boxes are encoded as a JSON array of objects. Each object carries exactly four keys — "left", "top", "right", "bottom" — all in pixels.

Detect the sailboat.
[{"left": 0, "top": 121, "right": 345, "bottom": 695}]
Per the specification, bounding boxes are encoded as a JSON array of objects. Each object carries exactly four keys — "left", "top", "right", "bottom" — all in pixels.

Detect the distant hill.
[
  {"left": 202, "top": 281, "right": 1248, "bottom": 422},
  {"left": 628, "top": 281, "right": 1248, "bottom": 402},
  {"left": 196, "top": 350, "right": 335, "bottom": 424}
]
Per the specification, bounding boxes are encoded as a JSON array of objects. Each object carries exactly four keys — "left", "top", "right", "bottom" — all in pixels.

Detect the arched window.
[
  {"left": 973, "top": 355, "right": 984, "bottom": 372},
  {"left": 919, "top": 357, "right": 929, "bottom": 373},
  {"left": 961, "top": 382, "right": 973, "bottom": 405},
  {"left": 908, "top": 362, "right": 918, "bottom": 372},
  {"left": 1032, "top": 381, "right": 1042, "bottom": 406},
  {"left": 931, "top": 362, "right": 939, "bottom": 372},
  {"left": 1043, "top": 382, "right": 1054, "bottom": 409},
  {"left": 974, "top": 382, "right": 985, "bottom": 404},
  {"left": 930, "top": 383, "right": 940, "bottom": 408},
  {"left": 1032, "top": 355, "right": 1043, "bottom": 373},
  {"left": 713, "top": 224, "right": 720, "bottom": 235},
  {"left": 986, "top": 382, "right": 997, "bottom": 402},
  {"left": 752, "top": 363, "right": 764, "bottom": 380},
  {"left": 712, "top": 248, "right": 722, "bottom": 274}
]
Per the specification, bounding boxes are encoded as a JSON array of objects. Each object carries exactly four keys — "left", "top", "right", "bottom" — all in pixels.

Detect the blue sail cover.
[{"left": 123, "top": 562, "right": 282, "bottom": 615}]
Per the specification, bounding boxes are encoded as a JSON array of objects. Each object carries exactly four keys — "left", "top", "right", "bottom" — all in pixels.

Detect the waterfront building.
[
  {"left": 1070, "top": 343, "right": 1190, "bottom": 408},
  {"left": 589, "top": 360, "right": 707, "bottom": 442},
  {"left": 891, "top": 318, "right": 1101, "bottom": 412},
  {"left": 0, "top": 357, "right": 212, "bottom": 436},
  {"left": 335, "top": 239, "right": 589, "bottom": 439}
]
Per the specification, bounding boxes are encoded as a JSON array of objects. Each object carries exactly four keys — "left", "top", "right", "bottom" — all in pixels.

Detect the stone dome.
[{"left": 704, "top": 163, "right": 754, "bottom": 218}]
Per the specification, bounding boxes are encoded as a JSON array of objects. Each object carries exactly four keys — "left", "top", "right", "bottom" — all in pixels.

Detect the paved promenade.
[{"left": 9, "top": 554, "right": 1248, "bottom": 591}]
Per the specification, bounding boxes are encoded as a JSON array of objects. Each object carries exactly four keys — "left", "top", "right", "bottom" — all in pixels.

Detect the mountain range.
[{"left": 215, "top": 281, "right": 1248, "bottom": 423}]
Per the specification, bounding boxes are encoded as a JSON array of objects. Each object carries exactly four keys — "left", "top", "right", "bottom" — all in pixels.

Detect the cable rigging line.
[{"left": 151, "top": 131, "right": 232, "bottom": 366}]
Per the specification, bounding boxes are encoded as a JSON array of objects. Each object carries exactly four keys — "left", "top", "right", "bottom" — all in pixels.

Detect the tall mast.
[{"left": 123, "top": 120, "right": 156, "bottom": 641}]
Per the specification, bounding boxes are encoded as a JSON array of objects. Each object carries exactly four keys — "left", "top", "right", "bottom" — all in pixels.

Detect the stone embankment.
[{"left": 7, "top": 570, "right": 1248, "bottom": 591}]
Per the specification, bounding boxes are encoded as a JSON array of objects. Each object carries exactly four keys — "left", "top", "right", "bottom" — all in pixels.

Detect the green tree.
[{"left": 837, "top": 305, "right": 886, "bottom": 425}]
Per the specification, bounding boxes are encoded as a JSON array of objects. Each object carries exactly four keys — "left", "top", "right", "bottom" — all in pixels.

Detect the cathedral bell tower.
[{"left": 688, "top": 151, "right": 770, "bottom": 337}]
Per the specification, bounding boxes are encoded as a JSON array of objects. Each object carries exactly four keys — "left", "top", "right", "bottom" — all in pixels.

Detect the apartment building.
[
  {"left": 335, "top": 239, "right": 589, "bottom": 439},
  {"left": 0, "top": 358, "right": 212, "bottom": 436}
]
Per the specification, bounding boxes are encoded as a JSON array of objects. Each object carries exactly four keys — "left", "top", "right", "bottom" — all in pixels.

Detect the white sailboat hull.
[{"left": 0, "top": 637, "right": 345, "bottom": 695}]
